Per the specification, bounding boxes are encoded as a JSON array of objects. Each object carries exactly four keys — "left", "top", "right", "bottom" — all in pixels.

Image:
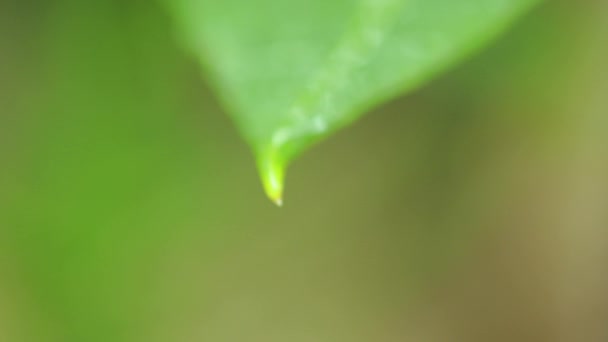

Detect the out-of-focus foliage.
[
  {"left": 1, "top": 1, "right": 607, "bottom": 342},
  {"left": 2, "top": 1, "right": 211, "bottom": 341},
  {"left": 167, "top": 0, "right": 541, "bottom": 202}
]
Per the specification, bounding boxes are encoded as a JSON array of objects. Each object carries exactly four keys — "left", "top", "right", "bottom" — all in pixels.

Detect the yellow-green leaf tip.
[{"left": 257, "top": 148, "right": 286, "bottom": 207}]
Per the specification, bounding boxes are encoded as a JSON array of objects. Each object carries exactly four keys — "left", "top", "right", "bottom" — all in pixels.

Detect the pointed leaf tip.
[{"left": 257, "top": 148, "right": 286, "bottom": 207}]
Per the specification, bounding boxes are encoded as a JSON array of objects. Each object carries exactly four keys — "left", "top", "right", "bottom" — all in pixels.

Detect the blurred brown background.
[{"left": 1, "top": 0, "right": 607, "bottom": 341}]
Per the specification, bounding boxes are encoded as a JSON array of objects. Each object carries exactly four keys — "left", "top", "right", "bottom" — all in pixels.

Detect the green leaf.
[{"left": 167, "top": 0, "right": 541, "bottom": 204}]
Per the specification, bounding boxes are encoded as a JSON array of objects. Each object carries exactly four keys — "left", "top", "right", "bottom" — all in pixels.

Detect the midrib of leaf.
[{"left": 257, "top": 0, "right": 407, "bottom": 204}]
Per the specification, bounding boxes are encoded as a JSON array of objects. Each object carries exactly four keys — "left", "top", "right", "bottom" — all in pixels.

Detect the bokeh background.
[{"left": 1, "top": 0, "right": 607, "bottom": 341}]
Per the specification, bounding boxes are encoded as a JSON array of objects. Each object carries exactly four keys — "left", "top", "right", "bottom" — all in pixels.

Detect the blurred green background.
[{"left": 1, "top": 0, "right": 607, "bottom": 341}]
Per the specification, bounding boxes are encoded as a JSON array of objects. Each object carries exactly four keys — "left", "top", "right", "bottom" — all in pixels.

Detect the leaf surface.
[{"left": 167, "top": 0, "right": 541, "bottom": 203}]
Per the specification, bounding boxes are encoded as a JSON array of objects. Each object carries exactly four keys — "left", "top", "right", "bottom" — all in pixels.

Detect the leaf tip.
[{"left": 257, "top": 148, "right": 286, "bottom": 207}]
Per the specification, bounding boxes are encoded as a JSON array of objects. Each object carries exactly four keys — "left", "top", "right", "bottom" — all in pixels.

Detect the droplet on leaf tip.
[{"left": 273, "top": 197, "right": 284, "bottom": 207}]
